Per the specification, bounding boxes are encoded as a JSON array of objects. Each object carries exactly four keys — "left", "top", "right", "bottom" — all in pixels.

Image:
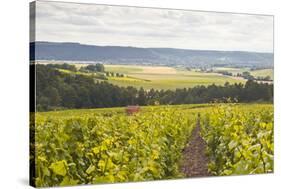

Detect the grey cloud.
[{"left": 35, "top": 1, "right": 273, "bottom": 53}]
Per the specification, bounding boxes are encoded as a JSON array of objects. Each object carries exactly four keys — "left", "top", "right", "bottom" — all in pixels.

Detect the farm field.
[
  {"left": 104, "top": 65, "right": 246, "bottom": 90},
  {"left": 213, "top": 67, "right": 274, "bottom": 80},
  {"left": 41, "top": 62, "right": 247, "bottom": 90},
  {"left": 212, "top": 67, "right": 249, "bottom": 75},
  {"left": 33, "top": 103, "right": 273, "bottom": 187},
  {"left": 40, "top": 62, "right": 274, "bottom": 90},
  {"left": 251, "top": 69, "right": 273, "bottom": 79}
]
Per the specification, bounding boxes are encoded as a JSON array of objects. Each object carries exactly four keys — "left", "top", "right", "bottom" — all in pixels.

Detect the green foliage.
[
  {"left": 49, "top": 160, "right": 67, "bottom": 176},
  {"left": 83, "top": 63, "right": 105, "bottom": 72},
  {"left": 33, "top": 107, "right": 196, "bottom": 187},
  {"left": 201, "top": 104, "right": 273, "bottom": 176},
  {"left": 31, "top": 103, "right": 273, "bottom": 187}
]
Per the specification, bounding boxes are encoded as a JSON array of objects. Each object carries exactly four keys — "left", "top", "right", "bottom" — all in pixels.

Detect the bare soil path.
[{"left": 181, "top": 118, "right": 210, "bottom": 177}]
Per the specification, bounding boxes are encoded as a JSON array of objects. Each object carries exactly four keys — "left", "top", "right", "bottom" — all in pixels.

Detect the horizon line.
[{"left": 31, "top": 41, "right": 274, "bottom": 54}]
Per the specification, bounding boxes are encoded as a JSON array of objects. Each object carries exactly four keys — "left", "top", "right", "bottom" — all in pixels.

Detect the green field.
[
  {"left": 104, "top": 65, "right": 246, "bottom": 90},
  {"left": 33, "top": 103, "right": 273, "bottom": 187},
  {"left": 53, "top": 64, "right": 274, "bottom": 90},
  {"left": 251, "top": 69, "right": 273, "bottom": 79},
  {"left": 40, "top": 63, "right": 273, "bottom": 91},
  {"left": 213, "top": 67, "right": 273, "bottom": 79},
  {"left": 104, "top": 65, "right": 143, "bottom": 74}
]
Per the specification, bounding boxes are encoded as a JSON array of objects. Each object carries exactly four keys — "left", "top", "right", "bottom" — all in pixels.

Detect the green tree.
[
  {"left": 138, "top": 87, "right": 146, "bottom": 105},
  {"left": 43, "top": 86, "right": 61, "bottom": 107}
]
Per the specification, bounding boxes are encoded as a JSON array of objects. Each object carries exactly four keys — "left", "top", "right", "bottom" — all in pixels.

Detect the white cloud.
[{"left": 34, "top": 1, "right": 273, "bottom": 53}]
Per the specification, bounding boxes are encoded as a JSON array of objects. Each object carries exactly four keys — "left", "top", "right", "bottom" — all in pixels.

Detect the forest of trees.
[
  {"left": 79, "top": 63, "right": 105, "bottom": 72},
  {"left": 34, "top": 64, "right": 273, "bottom": 111}
]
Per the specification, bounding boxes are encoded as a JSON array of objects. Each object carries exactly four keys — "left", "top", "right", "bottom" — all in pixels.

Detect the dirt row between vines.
[{"left": 181, "top": 118, "right": 211, "bottom": 177}]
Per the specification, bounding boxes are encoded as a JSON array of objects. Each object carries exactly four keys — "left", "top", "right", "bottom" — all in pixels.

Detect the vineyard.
[
  {"left": 201, "top": 104, "right": 274, "bottom": 175},
  {"left": 31, "top": 104, "right": 273, "bottom": 187}
]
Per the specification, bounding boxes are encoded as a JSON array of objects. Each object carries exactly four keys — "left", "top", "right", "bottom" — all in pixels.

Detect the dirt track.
[{"left": 181, "top": 119, "right": 210, "bottom": 177}]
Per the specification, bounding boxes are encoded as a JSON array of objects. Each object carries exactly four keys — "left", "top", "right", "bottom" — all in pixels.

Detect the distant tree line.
[
  {"left": 216, "top": 70, "right": 233, "bottom": 76},
  {"left": 34, "top": 64, "right": 273, "bottom": 111},
  {"left": 46, "top": 63, "right": 105, "bottom": 73},
  {"left": 47, "top": 63, "right": 125, "bottom": 78},
  {"left": 46, "top": 63, "right": 77, "bottom": 72},
  {"left": 79, "top": 63, "right": 105, "bottom": 72},
  {"left": 237, "top": 71, "right": 272, "bottom": 81}
]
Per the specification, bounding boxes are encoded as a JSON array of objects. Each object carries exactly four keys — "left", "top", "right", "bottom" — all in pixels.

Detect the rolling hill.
[{"left": 30, "top": 41, "right": 273, "bottom": 68}]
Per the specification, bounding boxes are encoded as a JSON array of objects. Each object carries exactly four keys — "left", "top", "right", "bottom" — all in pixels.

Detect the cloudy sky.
[{"left": 34, "top": 1, "right": 274, "bottom": 53}]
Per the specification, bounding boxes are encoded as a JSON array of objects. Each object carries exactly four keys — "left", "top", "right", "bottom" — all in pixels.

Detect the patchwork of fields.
[
  {"left": 104, "top": 65, "right": 247, "bottom": 90},
  {"left": 39, "top": 62, "right": 273, "bottom": 90}
]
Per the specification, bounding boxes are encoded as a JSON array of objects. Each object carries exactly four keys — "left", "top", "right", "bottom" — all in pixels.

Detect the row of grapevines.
[
  {"left": 201, "top": 104, "right": 273, "bottom": 176},
  {"left": 33, "top": 107, "right": 196, "bottom": 187}
]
